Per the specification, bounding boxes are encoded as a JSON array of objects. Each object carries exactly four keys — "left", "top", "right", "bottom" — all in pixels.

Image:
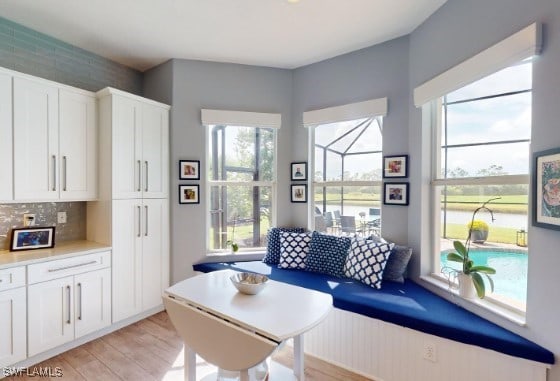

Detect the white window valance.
[
  {"left": 201, "top": 109, "right": 281, "bottom": 129},
  {"left": 413, "top": 22, "right": 542, "bottom": 107},
  {"left": 303, "top": 97, "right": 387, "bottom": 127}
]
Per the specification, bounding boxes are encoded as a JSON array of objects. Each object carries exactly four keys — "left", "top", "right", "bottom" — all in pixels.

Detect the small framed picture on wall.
[
  {"left": 291, "top": 184, "right": 307, "bottom": 203},
  {"left": 179, "top": 160, "right": 200, "bottom": 180},
  {"left": 383, "top": 155, "right": 408, "bottom": 178},
  {"left": 179, "top": 185, "right": 200, "bottom": 204},
  {"left": 383, "top": 182, "right": 409, "bottom": 206},
  {"left": 291, "top": 162, "right": 307, "bottom": 181}
]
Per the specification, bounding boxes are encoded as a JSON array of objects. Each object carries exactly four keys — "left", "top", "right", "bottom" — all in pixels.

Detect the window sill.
[
  {"left": 420, "top": 274, "right": 526, "bottom": 327},
  {"left": 200, "top": 251, "right": 266, "bottom": 264}
]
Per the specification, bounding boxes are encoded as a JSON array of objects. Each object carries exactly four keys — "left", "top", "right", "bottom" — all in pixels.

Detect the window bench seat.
[{"left": 193, "top": 260, "right": 554, "bottom": 366}]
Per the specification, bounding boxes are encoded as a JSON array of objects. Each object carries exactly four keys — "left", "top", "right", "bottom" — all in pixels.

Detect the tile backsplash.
[{"left": 0, "top": 202, "right": 86, "bottom": 250}]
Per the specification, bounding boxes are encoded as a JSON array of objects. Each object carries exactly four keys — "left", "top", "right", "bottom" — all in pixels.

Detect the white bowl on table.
[{"left": 230, "top": 272, "right": 269, "bottom": 295}]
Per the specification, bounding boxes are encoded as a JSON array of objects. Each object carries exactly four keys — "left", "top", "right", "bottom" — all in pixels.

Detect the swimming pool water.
[{"left": 440, "top": 250, "right": 527, "bottom": 303}]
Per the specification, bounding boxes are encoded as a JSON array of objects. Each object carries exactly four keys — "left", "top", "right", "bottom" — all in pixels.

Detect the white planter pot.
[{"left": 458, "top": 273, "right": 477, "bottom": 299}]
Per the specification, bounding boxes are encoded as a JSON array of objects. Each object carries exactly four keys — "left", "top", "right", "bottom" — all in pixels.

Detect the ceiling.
[{"left": 0, "top": 0, "right": 447, "bottom": 72}]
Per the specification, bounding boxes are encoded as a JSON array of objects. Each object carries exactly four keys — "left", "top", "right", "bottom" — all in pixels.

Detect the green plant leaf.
[
  {"left": 453, "top": 240, "right": 468, "bottom": 256},
  {"left": 483, "top": 273, "right": 495, "bottom": 292},
  {"left": 446, "top": 252, "right": 464, "bottom": 263},
  {"left": 471, "top": 272, "right": 486, "bottom": 298},
  {"left": 470, "top": 265, "right": 496, "bottom": 274}
]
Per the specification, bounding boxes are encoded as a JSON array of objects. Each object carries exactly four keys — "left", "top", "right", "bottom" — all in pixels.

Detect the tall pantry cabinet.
[{"left": 88, "top": 88, "right": 170, "bottom": 323}]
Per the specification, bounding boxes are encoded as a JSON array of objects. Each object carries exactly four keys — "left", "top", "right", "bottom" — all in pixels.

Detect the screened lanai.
[{"left": 313, "top": 116, "right": 383, "bottom": 235}]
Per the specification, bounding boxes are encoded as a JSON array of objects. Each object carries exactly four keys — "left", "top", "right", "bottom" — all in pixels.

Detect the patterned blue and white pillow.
[
  {"left": 278, "top": 231, "right": 312, "bottom": 269},
  {"left": 344, "top": 239, "right": 395, "bottom": 289},
  {"left": 263, "top": 227, "right": 306, "bottom": 265},
  {"left": 306, "top": 231, "right": 352, "bottom": 277}
]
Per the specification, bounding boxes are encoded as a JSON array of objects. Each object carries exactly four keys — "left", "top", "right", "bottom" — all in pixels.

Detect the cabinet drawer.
[
  {"left": 0, "top": 266, "right": 26, "bottom": 291},
  {"left": 28, "top": 251, "right": 111, "bottom": 284}
]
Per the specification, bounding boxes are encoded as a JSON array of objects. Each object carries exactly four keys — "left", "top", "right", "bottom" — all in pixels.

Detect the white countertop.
[
  {"left": 165, "top": 270, "right": 333, "bottom": 342},
  {"left": 0, "top": 240, "right": 111, "bottom": 269}
]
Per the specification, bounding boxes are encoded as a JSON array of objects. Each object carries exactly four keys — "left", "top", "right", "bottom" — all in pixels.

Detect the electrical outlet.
[
  {"left": 57, "top": 212, "right": 67, "bottom": 224},
  {"left": 23, "top": 213, "right": 36, "bottom": 227},
  {"left": 423, "top": 342, "right": 437, "bottom": 362}
]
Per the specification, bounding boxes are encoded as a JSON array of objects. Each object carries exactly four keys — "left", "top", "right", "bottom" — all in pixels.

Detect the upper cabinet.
[
  {"left": 13, "top": 77, "right": 59, "bottom": 201},
  {"left": 0, "top": 73, "right": 12, "bottom": 202},
  {"left": 59, "top": 89, "right": 97, "bottom": 200},
  {"left": 12, "top": 75, "right": 98, "bottom": 202},
  {"left": 97, "top": 88, "right": 169, "bottom": 200}
]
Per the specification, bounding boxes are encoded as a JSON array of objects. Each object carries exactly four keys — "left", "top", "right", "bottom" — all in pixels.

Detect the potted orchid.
[{"left": 445, "top": 197, "right": 499, "bottom": 299}]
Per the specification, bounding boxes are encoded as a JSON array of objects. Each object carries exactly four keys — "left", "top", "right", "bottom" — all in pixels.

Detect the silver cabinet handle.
[
  {"left": 137, "top": 205, "right": 141, "bottom": 237},
  {"left": 63, "top": 156, "right": 67, "bottom": 191},
  {"left": 137, "top": 160, "right": 142, "bottom": 192},
  {"left": 145, "top": 205, "right": 148, "bottom": 236},
  {"left": 47, "top": 260, "right": 98, "bottom": 272},
  {"left": 66, "top": 285, "right": 71, "bottom": 324},
  {"left": 52, "top": 155, "right": 57, "bottom": 191},
  {"left": 145, "top": 161, "right": 149, "bottom": 192},
  {"left": 77, "top": 282, "right": 82, "bottom": 321}
]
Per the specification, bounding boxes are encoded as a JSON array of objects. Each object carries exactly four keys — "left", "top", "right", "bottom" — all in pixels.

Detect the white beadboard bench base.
[{"left": 303, "top": 307, "right": 549, "bottom": 381}]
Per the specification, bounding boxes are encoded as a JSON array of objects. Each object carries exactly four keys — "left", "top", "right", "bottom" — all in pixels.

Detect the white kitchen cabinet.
[
  {"left": 0, "top": 265, "right": 26, "bottom": 368},
  {"left": 28, "top": 276, "right": 75, "bottom": 356},
  {"left": 13, "top": 76, "right": 59, "bottom": 201},
  {"left": 59, "top": 89, "right": 97, "bottom": 200},
  {"left": 27, "top": 252, "right": 111, "bottom": 356},
  {"left": 98, "top": 88, "right": 169, "bottom": 200},
  {"left": 13, "top": 76, "right": 98, "bottom": 201},
  {"left": 0, "top": 72, "right": 12, "bottom": 201},
  {"left": 74, "top": 268, "right": 111, "bottom": 338},
  {"left": 111, "top": 198, "right": 169, "bottom": 322}
]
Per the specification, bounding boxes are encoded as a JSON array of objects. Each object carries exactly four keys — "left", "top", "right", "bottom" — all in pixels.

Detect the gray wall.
[
  {"left": 144, "top": 59, "right": 294, "bottom": 283},
  {"left": 0, "top": 16, "right": 142, "bottom": 94},
  {"left": 291, "top": 37, "right": 410, "bottom": 244},
  {"left": 408, "top": 0, "right": 560, "bottom": 377}
]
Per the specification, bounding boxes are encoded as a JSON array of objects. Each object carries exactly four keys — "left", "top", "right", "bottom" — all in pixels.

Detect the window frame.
[
  {"left": 308, "top": 116, "right": 384, "bottom": 230},
  {"left": 428, "top": 70, "right": 532, "bottom": 315},
  {"left": 204, "top": 124, "right": 278, "bottom": 255}
]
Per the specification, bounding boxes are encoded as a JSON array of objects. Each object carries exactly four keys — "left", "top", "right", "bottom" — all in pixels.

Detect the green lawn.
[{"left": 444, "top": 223, "right": 521, "bottom": 244}]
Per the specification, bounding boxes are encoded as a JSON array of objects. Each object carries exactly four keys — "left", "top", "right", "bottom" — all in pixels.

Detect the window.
[
  {"left": 311, "top": 116, "right": 383, "bottom": 237},
  {"left": 204, "top": 113, "right": 278, "bottom": 254},
  {"left": 432, "top": 61, "right": 532, "bottom": 310}
]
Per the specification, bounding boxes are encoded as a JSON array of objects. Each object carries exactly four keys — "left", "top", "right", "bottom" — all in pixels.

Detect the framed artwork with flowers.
[{"left": 533, "top": 147, "right": 560, "bottom": 230}]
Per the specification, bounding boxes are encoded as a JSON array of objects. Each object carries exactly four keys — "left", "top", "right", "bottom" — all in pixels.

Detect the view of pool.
[{"left": 440, "top": 249, "right": 528, "bottom": 303}]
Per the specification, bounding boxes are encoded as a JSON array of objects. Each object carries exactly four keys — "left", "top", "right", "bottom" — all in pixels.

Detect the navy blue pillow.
[
  {"left": 262, "top": 227, "right": 306, "bottom": 265},
  {"left": 305, "top": 231, "right": 352, "bottom": 277}
]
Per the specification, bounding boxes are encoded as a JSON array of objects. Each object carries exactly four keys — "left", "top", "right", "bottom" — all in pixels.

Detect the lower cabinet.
[
  {"left": 27, "top": 255, "right": 111, "bottom": 357},
  {"left": 0, "top": 287, "right": 26, "bottom": 368}
]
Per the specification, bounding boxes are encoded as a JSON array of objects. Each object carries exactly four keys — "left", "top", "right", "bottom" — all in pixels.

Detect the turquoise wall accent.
[{"left": 0, "top": 16, "right": 142, "bottom": 94}]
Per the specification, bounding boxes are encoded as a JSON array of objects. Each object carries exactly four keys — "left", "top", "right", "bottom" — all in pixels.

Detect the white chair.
[{"left": 164, "top": 295, "right": 278, "bottom": 381}]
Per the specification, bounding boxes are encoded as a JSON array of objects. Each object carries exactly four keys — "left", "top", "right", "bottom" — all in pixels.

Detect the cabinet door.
[
  {"left": 74, "top": 268, "right": 111, "bottom": 338},
  {"left": 112, "top": 200, "right": 143, "bottom": 322},
  {"left": 0, "top": 287, "right": 26, "bottom": 368},
  {"left": 142, "top": 198, "right": 169, "bottom": 310},
  {"left": 0, "top": 73, "right": 12, "bottom": 201},
  {"left": 112, "top": 96, "right": 142, "bottom": 199},
  {"left": 28, "top": 276, "right": 74, "bottom": 356},
  {"left": 59, "top": 89, "right": 97, "bottom": 200},
  {"left": 141, "top": 103, "right": 169, "bottom": 199},
  {"left": 13, "top": 77, "right": 59, "bottom": 200}
]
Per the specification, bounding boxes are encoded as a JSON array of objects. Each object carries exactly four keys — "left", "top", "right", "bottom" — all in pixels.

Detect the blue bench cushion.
[{"left": 192, "top": 260, "right": 554, "bottom": 365}]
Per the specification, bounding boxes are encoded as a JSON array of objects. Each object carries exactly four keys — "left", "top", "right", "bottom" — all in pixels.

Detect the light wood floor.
[{"left": 8, "top": 312, "right": 372, "bottom": 381}]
